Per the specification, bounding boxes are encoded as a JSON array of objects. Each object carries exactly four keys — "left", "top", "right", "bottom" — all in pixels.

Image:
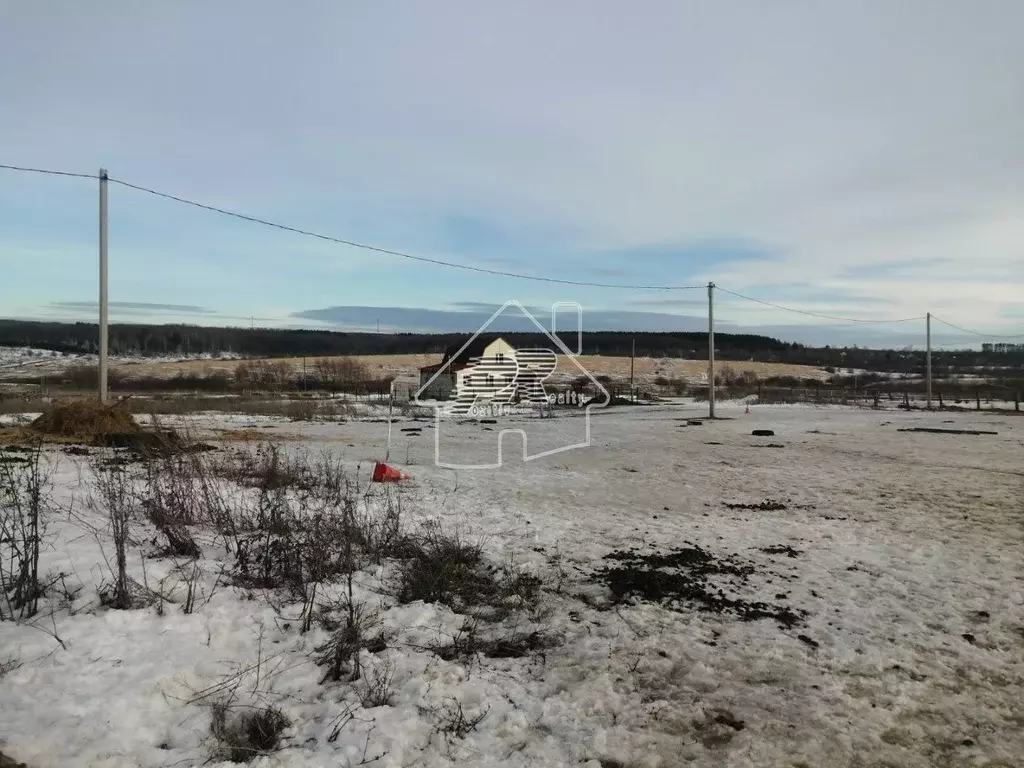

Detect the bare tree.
[{"left": 0, "top": 442, "right": 52, "bottom": 620}]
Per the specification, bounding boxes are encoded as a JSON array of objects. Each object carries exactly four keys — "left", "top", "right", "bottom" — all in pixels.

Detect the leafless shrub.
[
  {"left": 285, "top": 400, "right": 318, "bottom": 421},
  {"left": 358, "top": 659, "right": 396, "bottom": 708},
  {"left": 358, "top": 487, "right": 408, "bottom": 564},
  {"left": 0, "top": 654, "right": 21, "bottom": 679},
  {"left": 235, "top": 360, "right": 293, "bottom": 391},
  {"left": 313, "top": 357, "right": 370, "bottom": 392},
  {"left": 0, "top": 442, "right": 51, "bottom": 620},
  {"left": 140, "top": 453, "right": 206, "bottom": 525},
  {"left": 87, "top": 456, "right": 158, "bottom": 610},
  {"left": 396, "top": 524, "right": 543, "bottom": 619},
  {"left": 396, "top": 526, "right": 493, "bottom": 609},
  {"left": 314, "top": 600, "right": 384, "bottom": 683},
  {"left": 231, "top": 498, "right": 354, "bottom": 597},
  {"left": 179, "top": 560, "right": 203, "bottom": 614},
  {"left": 429, "top": 618, "right": 481, "bottom": 662},
  {"left": 141, "top": 456, "right": 202, "bottom": 558},
  {"left": 432, "top": 697, "right": 489, "bottom": 741},
  {"left": 210, "top": 700, "right": 290, "bottom": 763},
  {"left": 146, "top": 508, "right": 201, "bottom": 559},
  {"left": 430, "top": 617, "right": 556, "bottom": 662}
]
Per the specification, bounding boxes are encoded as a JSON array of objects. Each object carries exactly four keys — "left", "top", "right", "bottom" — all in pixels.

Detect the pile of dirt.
[
  {"left": 724, "top": 499, "right": 788, "bottom": 511},
  {"left": 593, "top": 543, "right": 806, "bottom": 628},
  {"left": 30, "top": 400, "right": 140, "bottom": 442}
]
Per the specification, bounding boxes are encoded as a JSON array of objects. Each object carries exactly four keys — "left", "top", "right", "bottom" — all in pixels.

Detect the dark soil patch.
[
  {"left": 724, "top": 500, "right": 788, "bottom": 511},
  {"left": 61, "top": 445, "right": 93, "bottom": 456},
  {"left": 482, "top": 631, "right": 557, "bottom": 659},
  {"left": 95, "top": 430, "right": 216, "bottom": 459},
  {"left": 593, "top": 544, "right": 806, "bottom": 628},
  {"left": 898, "top": 427, "right": 998, "bottom": 436},
  {"left": 760, "top": 545, "right": 801, "bottom": 558},
  {"left": 752, "top": 429, "right": 775, "bottom": 437},
  {"left": 0, "top": 455, "right": 29, "bottom": 465},
  {"left": 709, "top": 708, "right": 745, "bottom": 731},
  {"left": 593, "top": 395, "right": 639, "bottom": 407},
  {"left": 2, "top": 445, "right": 34, "bottom": 454},
  {"left": 751, "top": 443, "right": 785, "bottom": 448}
]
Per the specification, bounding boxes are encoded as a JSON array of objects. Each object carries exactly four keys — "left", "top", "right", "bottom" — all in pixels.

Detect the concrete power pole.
[
  {"left": 630, "top": 336, "right": 635, "bottom": 403},
  {"left": 708, "top": 282, "right": 716, "bottom": 419},
  {"left": 926, "top": 312, "right": 932, "bottom": 410},
  {"left": 98, "top": 168, "right": 109, "bottom": 404}
]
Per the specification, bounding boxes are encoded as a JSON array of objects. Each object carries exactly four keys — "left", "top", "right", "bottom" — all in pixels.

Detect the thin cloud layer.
[{"left": 1, "top": 2, "right": 1021, "bottom": 342}]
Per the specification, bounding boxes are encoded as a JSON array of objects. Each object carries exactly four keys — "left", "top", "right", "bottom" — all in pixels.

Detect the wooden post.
[
  {"left": 1015, "top": 391, "right": 1020, "bottom": 412},
  {"left": 873, "top": 392, "right": 879, "bottom": 409},
  {"left": 904, "top": 392, "right": 909, "bottom": 407},
  {"left": 976, "top": 391, "right": 981, "bottom": 411},
  {"left": 938, "top": 391, "right": 943, "bottom": 409}
]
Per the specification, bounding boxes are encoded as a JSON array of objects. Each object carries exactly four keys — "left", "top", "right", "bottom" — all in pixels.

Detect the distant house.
[{"left": 417, "top": 336, "right": 516, "bottom": 400}]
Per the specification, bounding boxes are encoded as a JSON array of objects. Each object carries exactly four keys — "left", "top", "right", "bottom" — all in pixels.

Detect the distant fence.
[{"left": 698, "top": 384, "right": 1021, "bottom": 412}]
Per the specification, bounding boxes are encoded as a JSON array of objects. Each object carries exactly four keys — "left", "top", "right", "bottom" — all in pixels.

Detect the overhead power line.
[
  {"left": 4, "top": 161, "right": 1024, "bottom": 339},
  {"left": 716, "top": 286, "right": 926, "bottom": 324},
  {"left": 0, "top": 163, "right": 97, "bottom": 180},
  {"left": 930, "top": 314, "right": 1024, "bottom": 340},
  {"left": 108, "top": 177, "right": 705, "bottom": 291}
]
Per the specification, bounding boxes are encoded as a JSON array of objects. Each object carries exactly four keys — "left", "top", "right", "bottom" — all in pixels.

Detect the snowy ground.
[
  {"left": 0, "top": 346, "right": 237, "bottom": 380},
  {"left": 1, "top": 403, "right": 1022, "bottom": 767}
]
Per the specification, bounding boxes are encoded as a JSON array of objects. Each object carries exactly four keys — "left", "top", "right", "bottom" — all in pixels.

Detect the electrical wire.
[
  {"left": 4, "top": 161, "right": 1024, "bottom": 339},
  {"left": 715, "top": 286, "right": 926, "bottom": 324},
  {"left": 930, "top": 314, "right": 1024, "bottom": 339},
  {"left": 108, "top": 177, "right": 705, "bottom": 290},
  {"left": 0, "top": 163, "right": 98, "bottom": 180}
]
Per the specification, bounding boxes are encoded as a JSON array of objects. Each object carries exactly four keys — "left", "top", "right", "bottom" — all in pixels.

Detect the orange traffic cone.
[{"left": 372, "top": 461, "right": 408, "bottom": 483}]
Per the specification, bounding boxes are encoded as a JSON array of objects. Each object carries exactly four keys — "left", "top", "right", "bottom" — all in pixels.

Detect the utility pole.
[
  {"left": 926, "top": 312, "right": 932, "bottom": 409},
  {"left": 98, "top": 168, "right": 109, "bottom": 404},
  {"left": 708, "top": 282, "right": 716, "bottom": 418},
  {"left": 630, "top": 337, "right": 635, "bottom": 403}
]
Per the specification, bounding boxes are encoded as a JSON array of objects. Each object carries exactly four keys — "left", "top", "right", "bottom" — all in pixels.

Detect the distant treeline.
[{"left": 1, "top": 319, "right": 1023, "bottom": 374}]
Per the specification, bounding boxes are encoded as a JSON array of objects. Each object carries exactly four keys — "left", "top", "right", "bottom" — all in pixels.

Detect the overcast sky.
[{"left": 1, "top": 1, "right": 1021, "bottom": 346}]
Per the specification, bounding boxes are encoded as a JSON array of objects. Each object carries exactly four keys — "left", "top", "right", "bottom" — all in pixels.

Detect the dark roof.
[
  {"left": 443, "top": 335, "right": 506, "bottom": 366},
  {"left": 418, "top": 335, "right": 506, "bottom": 373}
]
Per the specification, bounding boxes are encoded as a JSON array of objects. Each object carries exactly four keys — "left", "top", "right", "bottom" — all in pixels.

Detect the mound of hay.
[{"left": 30, "top": 399, "right": 140, "bottom": 442}]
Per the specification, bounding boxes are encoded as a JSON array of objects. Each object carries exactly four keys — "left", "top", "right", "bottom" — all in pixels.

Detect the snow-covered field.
[
  {"left": 1, "top": 403, "right": 1022, "bottom": 767},
  {"left": 0, "top": 346, "right": 238, "bottom": 380}
]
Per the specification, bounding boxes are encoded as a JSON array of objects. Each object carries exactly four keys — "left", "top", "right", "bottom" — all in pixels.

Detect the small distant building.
[
  {"left": 417, "top": 336, "right": 515, "bottom": 400},
  {"left": 982, "top": 342, "right": 1024, "bottom": 354}
]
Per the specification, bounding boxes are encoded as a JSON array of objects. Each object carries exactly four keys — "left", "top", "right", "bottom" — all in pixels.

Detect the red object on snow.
[{"left": 372, "top": 461, "right": 408, "bottom": 482}]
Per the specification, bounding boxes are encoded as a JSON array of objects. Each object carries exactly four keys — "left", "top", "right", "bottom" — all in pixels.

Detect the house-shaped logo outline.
[{"left": 412, "top": 301, "right": 610, "bottom": 469}]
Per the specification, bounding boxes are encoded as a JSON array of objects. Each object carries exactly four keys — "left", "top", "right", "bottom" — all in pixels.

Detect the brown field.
[{"left": 116, "top": 353, "right": 825, "bottom": 382}]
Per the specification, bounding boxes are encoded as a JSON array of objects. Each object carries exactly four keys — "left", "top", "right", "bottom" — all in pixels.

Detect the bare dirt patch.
[{"left": 593, "top": 544, "right": 806, "bottom": 629}]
